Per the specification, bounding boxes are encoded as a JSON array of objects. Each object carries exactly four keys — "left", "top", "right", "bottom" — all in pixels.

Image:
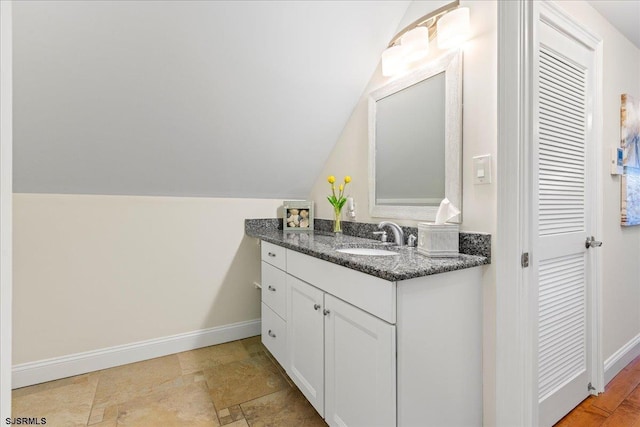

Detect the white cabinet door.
[
  {"left": 324, "top": 294, "right": 396, "bottom": 427},
  {"left": 287, "top": 275, "right": 325, "bottom": 416}
]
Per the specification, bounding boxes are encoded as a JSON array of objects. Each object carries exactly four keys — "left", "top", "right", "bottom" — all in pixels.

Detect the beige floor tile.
[
  {"left": 223, "top": 420, "right": 249, "bottom": 427},
  {"left": 88, "top": 404, "right": 118, "bottom": 425},
  {"left": 13, "top": 372, "right": 99, "bottom": 399},
  {"left": 178, "top": 341, "right": 251, "bottom": 374},
  {"left": 205, "top": 353, "right": 289, "bottom": 409},
  {"left": 261, "top": 349, "right": 295, "bottom": 388},
  {"left": 92, "top": 355, "right": 183, "bottom": 409},
  {"left": 115, "top": 382, "right": 219, "bottom": 427},
  {"left": 218, "top": 404, "right": 244, "bottom": 425},
  {"left": 241, "top": 388, "right": 327, "bottom": 427},
  {"left": 182, "top": 370, "right": 207, "bottom": 384},
  {"left": 10, "top": 342, "right": 328, "bottom": 427},
  {"left": 240, "top": 335, "right": 265, "bottom": 356},
  {"left": 12, "top": 377, "right": 98, "bottom": 427}
]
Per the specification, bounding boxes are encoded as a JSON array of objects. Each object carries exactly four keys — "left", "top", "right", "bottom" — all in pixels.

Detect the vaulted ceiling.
[
  {"left": 13, "top": 0, "right": 410, "bottom": 198},
  {"left": 587, "top": 0, "right": 640, "bottom": 49},
  {"left": 15, "top": 1, "right": 636, "bottom": 200}
]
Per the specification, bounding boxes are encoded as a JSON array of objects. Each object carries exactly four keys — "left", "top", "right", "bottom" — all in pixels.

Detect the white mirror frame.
[{"left": 368, "top": 50, "right": 462, "bottom": 222}]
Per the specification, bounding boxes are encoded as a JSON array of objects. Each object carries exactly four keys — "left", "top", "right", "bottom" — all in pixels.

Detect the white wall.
[
  {"left": 12, "top": 0, "right": 408, "bottom": 199},
  {"left": 0, "top": 0, "right": 13, "bottom": 418},
  {"left": 557, "top": 0, "right": 640, "bottom": 374},
  {"left": 307, "top": 1, "right": 498, "bottom": 424},
  {"left": 13, "top": 194, "right": 281, "bottom": 365}
]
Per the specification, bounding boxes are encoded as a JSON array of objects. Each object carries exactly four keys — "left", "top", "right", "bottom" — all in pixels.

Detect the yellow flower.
[
  {"left": 327, "top": 175, "right": 336, "bottom": 184},
  {"left": 339, "top": 184, "right": 344, "bottom": 192},
  {"left": 344, "top": 176, "right": 351, "bottom": 183}
]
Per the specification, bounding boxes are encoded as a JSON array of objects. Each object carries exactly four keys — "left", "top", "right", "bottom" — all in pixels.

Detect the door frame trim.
[
  {"left": 496, "top": 1, "right": 603, "bottom": 425},
  {"left": 0, "top": 0, "right": 13, "bottom": 420},
  {"left": 496, "top": 0, "right": 533, "bottom": 424}
]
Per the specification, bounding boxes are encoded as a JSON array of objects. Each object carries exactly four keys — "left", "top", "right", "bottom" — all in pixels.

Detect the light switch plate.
[{"left": 473, "top": 154, "right": 492, "bottom": 185}]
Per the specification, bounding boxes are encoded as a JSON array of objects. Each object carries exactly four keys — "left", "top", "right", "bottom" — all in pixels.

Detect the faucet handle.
[{"left": 372, "top": 231, "right": 388, "bottom": 242}]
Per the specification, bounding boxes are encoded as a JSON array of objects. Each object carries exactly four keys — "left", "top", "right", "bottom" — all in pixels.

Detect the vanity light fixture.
[
  {"left": 381, "top": 0, "right": 470, "bottom": 77},
  {"left": 381, "top": 45, "right": 406, "bottom": 77},
  {"left": 400, "top": 26, "right": 430, "bottom": 64},
  {"left": 437, "top": 7, "right": 471, "bottom": 50},
  {"left": 381, "top": 26, "right": 431, "bottom": 76}
]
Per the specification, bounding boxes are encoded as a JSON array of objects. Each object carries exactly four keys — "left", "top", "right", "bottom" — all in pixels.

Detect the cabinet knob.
[
  {"left": 323, "top": 309, "right": 330, "bottom": 316},
  {"left": 268, "top": 285, "right": 276, "bottom": 292},
  {"left": 314, "top": 304, "right": 321, "bottom": 311},
  {"left": 268, "top": 329, "right": 276, "bottom": 338},
  {"left": 268, "top": 252, "right": 276, "bottom": 257}
]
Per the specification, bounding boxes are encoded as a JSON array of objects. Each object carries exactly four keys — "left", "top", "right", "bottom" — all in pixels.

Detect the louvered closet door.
[{"left": 535, "top": 18, "right": 595, "bottom": 427}]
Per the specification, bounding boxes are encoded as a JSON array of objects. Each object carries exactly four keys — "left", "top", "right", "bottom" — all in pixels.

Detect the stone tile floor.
[
  {"left": 12, "top": 336, "right": 327, "bottom": 427},
  {"left": 555, "top": 353, "right": 640, "bottom": 426},
  {"left": 20, "top": 335, "right": 640, "bottom": 426}
]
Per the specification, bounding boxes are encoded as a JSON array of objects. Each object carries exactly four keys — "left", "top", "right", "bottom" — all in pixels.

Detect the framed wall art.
[
  {"left": 621, "top": 94, "right": 640, "bottom": 226},
  {"left": 283, "top": 201, "right": 314, "bottom": 231}
]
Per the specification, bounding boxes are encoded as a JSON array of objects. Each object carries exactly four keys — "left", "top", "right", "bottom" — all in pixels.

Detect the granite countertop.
[{"left": 246, "top": 219, "right": 490, "bottom": 282}]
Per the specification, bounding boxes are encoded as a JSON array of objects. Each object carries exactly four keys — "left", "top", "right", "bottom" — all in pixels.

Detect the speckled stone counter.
[{"left": 245, "top": 218, "right": 490, "bottom": 282}]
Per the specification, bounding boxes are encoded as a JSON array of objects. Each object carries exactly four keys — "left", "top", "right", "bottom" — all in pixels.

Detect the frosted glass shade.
[
  {"left": 381, "top": 45, "right": 406, "bottom": 77},
  {"left": 400, "top": 26, "right": 429, "bottom": 63},
  {"left": 437, "top": 7, "right": 470, "bottom": 50}
]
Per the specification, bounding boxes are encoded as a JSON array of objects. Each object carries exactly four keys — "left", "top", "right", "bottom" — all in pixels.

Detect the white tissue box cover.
[{"left": 417, "top": 222, "right": 459, "bottom": 257}]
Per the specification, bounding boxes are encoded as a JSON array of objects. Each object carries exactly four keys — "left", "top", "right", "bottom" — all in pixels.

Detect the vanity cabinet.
[
  {"left": 287, "top": 275, "right": 396, "bottom": 426},
  {"left": 260, "top": 241, "right": 482, "bottom": 427}
]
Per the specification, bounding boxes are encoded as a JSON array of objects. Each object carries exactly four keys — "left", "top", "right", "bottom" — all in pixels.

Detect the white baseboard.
[
  {"left": 12, "top": 319, "right": 261, "bottom": 389},
  {"left": 604, "top": 333, "right": 640, "bottom": 385}
]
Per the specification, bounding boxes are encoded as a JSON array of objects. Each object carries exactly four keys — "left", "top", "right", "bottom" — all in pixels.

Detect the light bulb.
[
  {"left": 400, "top": 26, "right": 429, "bottom": 63},
  {"left": 381, "top": 45, "right": 406, "bottom": 77},
  {"left": 437, "top": 7, "right": 470, "bottom": 50}
]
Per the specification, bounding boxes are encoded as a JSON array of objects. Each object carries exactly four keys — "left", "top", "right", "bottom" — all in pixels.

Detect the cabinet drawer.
[
  {"left": 261, "top": 262, "right": 287, "bottom": 319},
  {"left": 287, "top": 249, "right": 397, "bottom": 324},
  {"left": 261, "top": 241, "right": 286, "bottom": 270},
  {"left": 261, "top": 303, "right": 287, "bottom": 367}
]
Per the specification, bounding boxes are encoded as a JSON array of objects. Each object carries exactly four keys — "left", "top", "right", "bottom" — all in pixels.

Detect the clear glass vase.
[{"left": 333, "top": 206, "right": 342, "bottom": 233}]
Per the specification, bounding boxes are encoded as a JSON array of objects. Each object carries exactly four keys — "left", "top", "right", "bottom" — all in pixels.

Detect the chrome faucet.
[{"left": 378, "top": 221, "right": 404, "bottom": 246}]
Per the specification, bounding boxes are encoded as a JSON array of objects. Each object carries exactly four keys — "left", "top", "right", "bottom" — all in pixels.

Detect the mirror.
[{"left": 368, "top": 50, "right": 462, "bottom": 222}]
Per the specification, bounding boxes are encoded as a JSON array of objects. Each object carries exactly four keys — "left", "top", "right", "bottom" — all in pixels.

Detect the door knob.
[{"left": 585, "top": 236, "right": 603, "bottom": 249}]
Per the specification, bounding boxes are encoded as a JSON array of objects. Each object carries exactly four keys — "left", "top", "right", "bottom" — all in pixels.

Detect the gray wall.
[{"left": 13, "top": 0, "right": 409, "bottom": 198}]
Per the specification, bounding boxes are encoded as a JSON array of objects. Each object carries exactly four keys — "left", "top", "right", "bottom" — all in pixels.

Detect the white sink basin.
[{"left": 336, "top": 247, "right": 399, "bottom": 256}]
